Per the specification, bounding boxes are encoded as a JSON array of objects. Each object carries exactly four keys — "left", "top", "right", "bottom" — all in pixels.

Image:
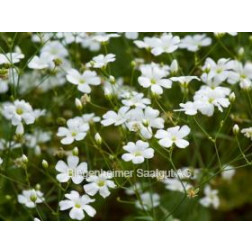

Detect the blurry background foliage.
[{"left": 0, "top": 32, "right": 252, "bottom": 221}]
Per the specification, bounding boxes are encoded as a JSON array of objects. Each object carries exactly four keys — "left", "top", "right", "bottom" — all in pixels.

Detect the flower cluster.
[{"left": 0, "top": 32, "right": 251, "bottom": 221}]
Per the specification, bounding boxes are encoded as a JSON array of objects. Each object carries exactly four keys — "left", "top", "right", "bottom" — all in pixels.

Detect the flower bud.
[
  {"left": 35, "top": 184, "right": 41, "bottom": 190},
  {"left": 95, "top": 133, "right": 102, "bottom": 145},
  {"left": 233, "top": 124, "right": 240, "bottom": 135},
  {"left": 21, "top": 154, "right": 28, "bottom": 164},
  {"left": 109, "top": 75, "right": 116, "bottom": 84},
  {"left": 229, "top": 92, "right": 236, "bottom": 102},
  {"left": 16, "top": 123, "right": 24, "bottom": 136},
  {"left": 75, "top": 98, "right": 83, "bottom": 110},
  {"left": 81, "top": 94, "right": 91, "bottom": 105},
  {"left": 131, "top": 60, "right": 136, "bottom": 68},
  {"left": 170, "top": 59, "right": 178, "bottom": 74},
  {"left": 72, "top": 147, "right": 79, "bottom": 156},
  {"left": 42, "top": 159, "right": 49, "bottom": 169},
  {"left": 238, "top": 47, "right": 244, "bottom": 57},
  {"left": 0, "top": 158, "right": 3, "bottom": 165}
]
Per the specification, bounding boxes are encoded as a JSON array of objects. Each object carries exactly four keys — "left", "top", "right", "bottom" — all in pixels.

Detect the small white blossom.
[
  {"left": 88, "top": 54, "right": 116, "bottom": 68},
  {"left": 56, "top": 156, "right": 88, "bottom": 184},
  {"left": 18, "top": 189, "right": 44, "bottom": 208},
  {"left": 199, "top": 186, "right": 220, "bottom": 209},
  {"left": 180, "top": 34, "right": 212, "bottom": 52},
  {"left": 2, "top": 100, "right": 36, "bottom": 126},
  {"left": 241, "top": 127, "right": 252, "bottom": 140},
  {"left": 59, "top": 191, "right": 96, "bottom": 220},
  {"left": 135, "top": 192, "right": 160, "bottom": 210},
  {"left": 138, "top": 64, "right": 172, "bottom": 94},
  {"left": 84, "top": 171, "right": 116, "bottom": 198},
  {"left": 0, "top": 52, "right": 24, "bottom": 65},
  {"left": 57, "top": 117, "right": 89, "bottom": 145},
  {"left": 66, "top": 69, "right": 101, "bottom": 93},
  {"left": 101, "top": 107, "right": 129, "bottom": 126},
  {"left": 150, "top": 33, "right": 180, "bottom": 56},
  {"left": 155, "top": 125, "right": 191, "bottom": 149},
  {"left": 122, "top": 140, "right": 154, "bottom": 164}
]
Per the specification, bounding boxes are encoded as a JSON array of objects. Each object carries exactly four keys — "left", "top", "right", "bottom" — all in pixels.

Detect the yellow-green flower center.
[
  {"left": 16, "top": 108, "right": 24, "bottom": 115},
  {"left": 97, "top": 180, "right": 105, "bottom": 187}
]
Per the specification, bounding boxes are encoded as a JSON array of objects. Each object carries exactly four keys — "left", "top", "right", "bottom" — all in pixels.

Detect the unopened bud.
[
  {"left": 75, "top": 98, "right": 83, "bottom": 110},
  {"left": 42, "top": 159, "right": 49, "bottom": 169},
  {"left": 233, "top": 124, "right": 240, "bottom": 135},
  {"left": 16, "top": 123, "right": 24, "bottom": 136},
  {"left": 72, "top": 147, "right": 79, "bottom": 156},
  {"left": 109, "top": 75, "right": 116, "bottom": 84},
  {"left": 81, "top": 94, "right": 91, "bottom": 105},
  {"left": 22, "top": 154, "right": 28, "bottom": 164},
  {"left": 170, "top": 59, "right": 178, "bottom": 74},
  {"left": 238, "top": 47, "right": 244, "bottom": 57},
  {"left": 229, "top": 92, "right": 236, "bottom": 102},
  {"left": 131, "top": 60, "right": 136, "bottom": 68},
  {"left": 95, "top": 133, "right": 102, "bottom": 144}
]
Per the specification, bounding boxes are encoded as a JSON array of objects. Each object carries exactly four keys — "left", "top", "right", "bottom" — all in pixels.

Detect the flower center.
[
  {"left": 151, "top": 79, "right": 156, "bottom": 84},
  {"left": 16, "top": 108, "right": 24, "bottom": 115},
  {"left": 171, "top": 136, "right": 177, "bottom": 142},
  {"left": 97, "top": 180, "right": 105, "bottom": 187},
  {"left": 208, "top": 97, "right": 214, "bottom": 103},
  {"left": 75, "top": 203, "right": 81, "bottom": 208},
  {"left": 71, "top": 131, "right": 77, "bottom": 137},
  {"left": 134, "top": 151, "right": 142, "bottom": 157},
  {"left": 79, "top": 79, "right": 85, "bottom": 84},
  {"left": 68, "top": 169, "right": 74, "bottom": 177}
]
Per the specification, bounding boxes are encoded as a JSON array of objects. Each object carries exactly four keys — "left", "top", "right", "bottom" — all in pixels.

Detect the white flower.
[
  {"left": 122, "top": 140, "right": 154, "bottom": 164},
  {"left": 59, "top": 191, "right": 96, "bottom": 220},
  {"left": 57, "top": 117, "right": 89, "bottom": 145},
  {"left": 56, "top": 156, "right": 88, "bottom": 184},
  {"left": 122, "top": 92, "right": 151, "bottom": 109},
  {"left": 101, "top": 106, "right": 129, "bottom": 126},
  {"left": 82, "top": 113, "right": 100, "bottom": 124},
  {"left": 194, "top": 86, "right": 231, "bottom": 116},
  {"left": 135, "top": 192, "right": 160, "bottom": 210},
  {"left": 88, "top": 54, "right": 116, "bottom": 68},
  {"left": 41, "top": 41, "right": 68, "bottom": 59},
  {"left": 28, "top": 55, "right": 50, "bottom": 69},
  {"left": 0, "top": 158, "right": 3, "bottom": 165},
  {"left": 127, "top": 107, "right": 164, "bottom": 139},
  {"left": 134, "top": 37, "right": 156, "bottom": 49},
  {"left": 201, "top": 58, "right": 232, "bottom": 84},
  {"left": 163, "top": 178, "right": 191, "bottom": 192},
  {"left": 138, "top": 64, "right": 172, "bottom": 94},
  {"left": 222, "top": 165, "right": 235, "bottom": 180},
  {"left": 180, "top": 34, "right": 212, "bottom": 52},
  {"left": 170, "top": 76, "right": 200, "bottom": 87},
  {"left": 93, "top": 33, "right": 120, "bottom": 42},
  {"left": 150, "top": 33, "right": 180, "bottom": 56},
  {"left": 175, "top": 101, "right": 199, "bottom": 116},
  {"left": 2, "top": 100, "right": 36, "bottom": 126},
  {"left": 125, "top": 183, "right": 142, "bottom": 195},
  {"left": 155, "top": 125, "right": 191, "bottom": 149},
  {"left": 66, "top": 69, "right": 101, "bottom": 93},
  {"left": 227, "top": 60, "right": 252, "bottom": 89},
  {"left": 84, "top": 171, "right": 116, "bottom": 198},
  {"left": 0, "top": 79, "right": 8, "bottom": 93},
  {"left": 18, "top": 189, "right": 44, "bottom": 208},
  {"left": 241, "top": 127, "right": 252, "bottom": 140},
  {"left": 199, "top": 186, "right": 220, "bottom": 209},
  {"left": 0, "top": 52, "right": 24, "bottom": 65},
  {"left": 125, "top": 32, "right": 138, "bottom": 40}
]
